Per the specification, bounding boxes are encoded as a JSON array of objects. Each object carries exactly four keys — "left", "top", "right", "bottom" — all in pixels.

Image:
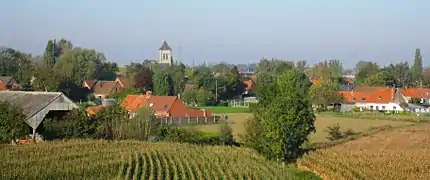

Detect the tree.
[
  {"left": 310, "top": 81, "right": 343, "bottom": 109},
  {"left": 0, "top": 101, "right": 27, "bottom": 143},
  {"left": 43, "top": 40, "right": 56, "bottom": 67},
  {"left": 133, "top": 66, "right": 153, "bottom": 92},
  {"left": 411, "top": 48, "right": 423, "bottom": 85},
  {"left": 245, "top": 68, "right": 315, "bottom": 162},
  {"left": 363, "top": 70, "right": 395, "bottom": 86},
  {"left": 307, "top": 59, "right": 343, "bottom": 82},
  {"left": 196, "top": 88, "right": 216, "bottom": 106},
  {"left": 423, "top": 67, "right": 430, "bottom": 87},
  {"left": 153, "top": 70, "right": 173, "bottom": 96},
  {"left": 355, "top": 61, "right": 380, "bottom": 84},
  {"left": 0, "top": 48, "right": 34, "bottom": 85},
  {"left": 384, "top": 62, "right": 412, "bottom": 87},
  {"left": 223, "top": 66, "right": 244, "bottom": 99}
]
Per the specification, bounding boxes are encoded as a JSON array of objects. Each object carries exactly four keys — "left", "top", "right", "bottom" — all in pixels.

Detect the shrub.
[
  {"left": 0, "top": 102, "right": 27, "bottom": 143},
  {"left": 324, "top": 123, "right": 343, "bottom": 141},
  {"left": 324, "top": 123, "right": 356, "bottom": 141},
  {"left": 220, "top": 124, "right": 234, "bottom": 145},
  {"left": 42, "top": 109, "right": 99, "bottom": 140}
]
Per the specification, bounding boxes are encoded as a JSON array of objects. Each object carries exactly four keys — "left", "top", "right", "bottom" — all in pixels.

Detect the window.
[
  {"left": 164, "top": 104, "right": 168, "bottom": 109},
  {"left": 361, "top": 97, "right": 366, "bottom": 101},
  {"left": 382, "top": 106, "right": 386, "bottom": 110},
  {"left": 378, "top": 96, "right": 382, "bottom": 100},
  {"left": 393, "top": 106, "right": 396, "bottom": 110}
]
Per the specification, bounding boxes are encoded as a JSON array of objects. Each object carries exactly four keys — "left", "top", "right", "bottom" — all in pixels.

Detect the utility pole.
[{"left": 215, "top": 79, "right": 218, "bottom": 102}]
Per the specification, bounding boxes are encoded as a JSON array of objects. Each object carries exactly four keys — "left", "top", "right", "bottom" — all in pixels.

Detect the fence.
[{"left": 157, "top": 116, "right": 221, "bottom": 125}]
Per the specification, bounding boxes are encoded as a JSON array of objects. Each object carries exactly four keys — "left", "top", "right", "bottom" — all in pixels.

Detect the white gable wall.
[{"left": 355, "top": 102, "right": 404, "bottom": 111}]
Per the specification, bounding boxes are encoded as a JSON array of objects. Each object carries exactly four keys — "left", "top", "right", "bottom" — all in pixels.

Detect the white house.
[{"left": 339, "top": 87, "right": 404, "bottom": 111}]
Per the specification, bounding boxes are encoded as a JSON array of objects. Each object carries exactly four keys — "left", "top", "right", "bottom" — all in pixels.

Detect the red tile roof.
[
  {"left": 121, "top": 93, "right": 212, "bottom": 117},
  {"left": 0, "top": 82, "right": 5, "bottom": 90},
  {"left": 311, "top": 79, "right": 321, "bottom": 85},
  {"left": 400, "top": 88, "right": 430, "bottom": 99},
  {"left": 243, "top": 80, "right": 254, "bottom": 91},
  {"left": 340, "top": 87, "right": 394, "bottom": 103}
]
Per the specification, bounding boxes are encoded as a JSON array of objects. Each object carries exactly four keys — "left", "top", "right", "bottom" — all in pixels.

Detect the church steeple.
[{"left": 158, "top": 40, "right": 173, "bottom": 65}]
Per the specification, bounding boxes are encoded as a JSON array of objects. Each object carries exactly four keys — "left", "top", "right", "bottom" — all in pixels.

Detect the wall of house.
[{"left": 355, "top": 102, "right": 403, "bottom": 111}]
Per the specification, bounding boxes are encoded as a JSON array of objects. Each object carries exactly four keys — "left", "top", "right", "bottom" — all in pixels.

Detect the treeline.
[{"left": 0, "top": 102, "right": 235, "bottom": 146}]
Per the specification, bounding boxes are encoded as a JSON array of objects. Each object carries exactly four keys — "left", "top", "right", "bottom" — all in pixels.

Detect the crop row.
[{"left": 0, "top": 140, "right": 308, "bottom": 180}]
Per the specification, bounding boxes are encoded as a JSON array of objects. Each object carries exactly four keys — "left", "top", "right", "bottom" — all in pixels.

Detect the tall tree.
[
  {"left": 224, "top": 66, "right": 244, "bottom": 99},
  {"left": 153, "top": 71, "right": 173, "bottom": 96},
  {"left": 310, "top": 81, "right": 343, "bottom": 109},
  {"left": 43, "top": 40, "right": 56, "bottom": 67},
  {"left": 411, "top": 48, "right": 423, "bottom": 85},
  {"left": 245, "top": 68, "right": 315, "bottom": 162},
  {"left": 355, "top": 61, "right": 380, "bottom": 85},
  {"left": 134, "top": 66, "right": 153, "bottom": 92}
]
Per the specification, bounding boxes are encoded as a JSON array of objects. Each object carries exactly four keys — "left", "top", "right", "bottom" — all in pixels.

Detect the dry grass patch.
[{"left": 299, "top": 124, "right": 430, "bottom": 180}]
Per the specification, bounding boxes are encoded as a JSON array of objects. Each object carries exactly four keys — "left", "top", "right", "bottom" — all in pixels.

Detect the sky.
[{"left": 0, "top": 0, "right": 429, "bottom": 68}]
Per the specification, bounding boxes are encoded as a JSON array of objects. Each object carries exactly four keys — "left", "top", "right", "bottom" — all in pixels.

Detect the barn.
[{"left": 0, "top": 91, "right": 78, "bottom": 136}]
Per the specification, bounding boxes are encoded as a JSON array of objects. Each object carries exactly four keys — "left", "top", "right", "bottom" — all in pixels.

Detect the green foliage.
[
  {"left": 42, "top": 109, "right": 98, "bottom": 140},
  {"left": 112, "top": 106, "right": 158, "bottom": 140},
  {"left": 110, "top": 88, "right": 141, "bottom": 103},
  {"left": 355, "top": 61, "right": 380, "bottom": 85},
  {"left": 43, "top": 40, "right": 56, "bottom": 67},
  {"left": 310, "top": 81, "right": 343, "bottom": 109},
  {"left": 411, "top": 48, "right": 423, "bottom": 83},
  {"left": 245, "top": 68, "right": 316, "bottom": 162},
  {"left": 307, "top": 59, "right": 343, "bottom": 80},
  {"left": 324, "top": 123, "right": 342, "bottom": 141},
  {"left": 324, "top": 123, "right": 356, "bottom": 141},
  {"left": 0, "top": 102, "right": 27, "bottom": 143},
  {"left": 153, "top": 70, "right": 174, "bottom": 96},
  {"left": 409, "top": 97, "right": 422, "bottom": 104},
  {"left": 196, "top": 88, "right": 216, "bottom": 106},
  {"left": 363, "top": 70, "right": 395, "bottom": 86},
  {"left": 157, "top": 126, "right": 223, "bottom": 145},
  {"left": 220, "top": 124, "right": 234, "bottom": 145},
  {"left": 0, "top": 48, "right": 34, "bottom": 85}
]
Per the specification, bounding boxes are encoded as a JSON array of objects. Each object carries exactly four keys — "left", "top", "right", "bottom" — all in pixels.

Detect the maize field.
[
  {"left": 0, "top": 140, "right": 319, "bottom": 180},
  {"left": 299, "top": 124, "right": 430, "bottom": 180}
]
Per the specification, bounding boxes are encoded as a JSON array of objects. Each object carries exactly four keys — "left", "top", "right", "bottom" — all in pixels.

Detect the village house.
[
  {"left": 121, "top": 91, "right": 212, "bottom": 118},
  {"left": 339, "top": 86, "right": 404, "bottom": 112},
  {"left": 0, "top": 76, "right": 20, "bottom": 90},
  {"left": 0, "top": 91, "right": 78, "bottom": 137},
  {"left": 399, "top": 88, "right": 430, "bottom": 105},
  {"left": 83, "top": 77, "right": 132, "bottom": 99}
]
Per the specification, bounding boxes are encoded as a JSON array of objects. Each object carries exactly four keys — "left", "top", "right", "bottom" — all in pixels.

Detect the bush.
[
  {"left": 0, "top": 102, "right": 27, "bottom": 143},
  {"left": 324, "top": 123, "right": 356, "bottom": 141},
  {"left": 42, "top": 109, "right": 99, "bottom": 140},
  {"left": 220, "top": 124, "right": 234, "bottom": 145},
  {"left": 217, "top": 100, "right": 229, "bottom": 107},
  {"left": 324, "top": 123, "right": 343, "bottom": 141}
]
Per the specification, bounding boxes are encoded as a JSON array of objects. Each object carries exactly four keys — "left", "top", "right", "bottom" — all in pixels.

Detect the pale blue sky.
[{"left": 0, "top": 0, "right": 429, "bottom": 68}]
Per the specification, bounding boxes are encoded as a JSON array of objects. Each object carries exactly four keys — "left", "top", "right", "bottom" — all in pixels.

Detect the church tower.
[{"left": 158, "top": 40, "right": 173, "bottom": 65}]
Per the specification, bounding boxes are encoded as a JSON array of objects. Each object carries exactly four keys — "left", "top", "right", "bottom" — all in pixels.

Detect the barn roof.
[{"left": 0, "top": 91, "right": 78, "bottom": 129}]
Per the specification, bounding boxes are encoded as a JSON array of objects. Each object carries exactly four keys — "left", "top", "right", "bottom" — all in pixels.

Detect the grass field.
[
  {"left": 298, "top": 124, "right": 430, "bottom": 179},
  {"left": 0, "top": 140, "right": 319, "bottom": 180},
  {"left": 189, "top": 113, "right": 413, "bottom": 143},
  {"left": 200, "top": 106, "right": 250, "bottom": 114}
]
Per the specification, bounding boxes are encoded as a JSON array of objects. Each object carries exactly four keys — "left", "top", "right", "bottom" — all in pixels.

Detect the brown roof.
[
  {"left": 116, "top": 77, "right": 132, "bottom": 89},
  {"left": 0, "top": 76, "right": 13, "bottom": 85},
  {"left": 84, "top": 80, "right": 95, "bottom": 88},
  {"left": 92, "top": 81, "right": 122, "bottom": 95}
]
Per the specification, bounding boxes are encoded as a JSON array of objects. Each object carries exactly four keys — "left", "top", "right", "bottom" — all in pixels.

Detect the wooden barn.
[{"left": 0, "top": 91, "right": 78, "bottom": 136}]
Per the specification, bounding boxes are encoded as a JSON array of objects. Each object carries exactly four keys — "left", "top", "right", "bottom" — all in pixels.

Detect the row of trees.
[
  {"left": 123, "top": 61, "right": 245, "bottom": 106},
  {"left": 0, "top": 39, "right": 119, "bottom": 101}
]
